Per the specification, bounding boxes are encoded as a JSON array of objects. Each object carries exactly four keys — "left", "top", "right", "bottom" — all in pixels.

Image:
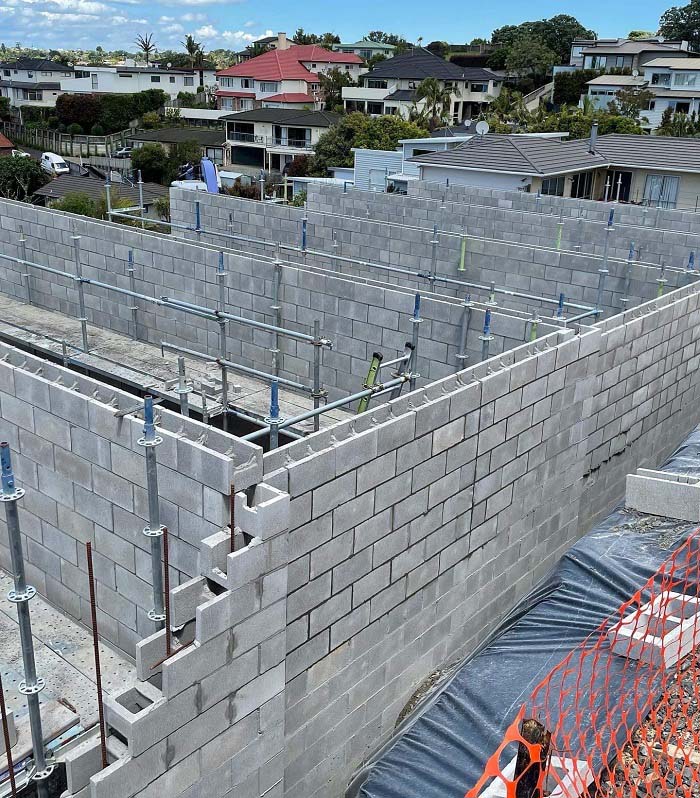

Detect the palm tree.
[
  {"left": 181, "top": 34, "right": 202, "bottom": 69},
  {"left": 135, "top": 33, "right": 156, "bottom": 66},
  {"left": 415, "top": 77, "right": 452, "bottom": 130}
]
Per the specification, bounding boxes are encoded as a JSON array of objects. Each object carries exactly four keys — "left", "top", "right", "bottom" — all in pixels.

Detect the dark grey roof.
[
  {"left": 0, "top": 80, "right": 61, "bottom": 90},
  {"left": 409, "top": 133, "right": 700, "bottom": 176},
  {"left": 0, "top": 58, "right": 74, "bottom": 72},
  {"left": 33, "top": 174, "right": 166, "bottom": 204},
  {"left": 221, "top": 108, "right": 340, "bottom": 127},
  {"left": 408, "top": 134, "right": 606, "bottom": 176},
  {"left": 580, "top": 40, "right": 692, "bottom": 55},
  {"left": 128, "top": 128, "right": 226, "bottom": 146},
  {"left": 362, "top": 48, "right": 498, "bottom": 81},
  {"left": 385, "top": 89, "right": 416, "bottom": 101}
]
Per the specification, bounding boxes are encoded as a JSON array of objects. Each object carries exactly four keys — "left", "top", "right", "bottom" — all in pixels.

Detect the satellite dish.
[
  {"left": 167, "top": 62, "right": 172, "bottom": 68},
  {"left": 632, "top": 69, "right": 639, "bottom": 77},
  {"left": 475, "top": 120, "right": 490, "bottom": 136}
]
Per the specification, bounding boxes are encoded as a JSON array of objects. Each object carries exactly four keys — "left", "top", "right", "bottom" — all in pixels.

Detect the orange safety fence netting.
[{"left": 466, "top": 529, "right": 700, "bottom": 798}]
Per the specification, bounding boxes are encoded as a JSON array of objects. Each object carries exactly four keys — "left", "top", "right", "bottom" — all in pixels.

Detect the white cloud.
[
  {"left": 243, "top": 19, "right": 254, "bottom": 27},
  {"left": 195, "top": 23, "right": 217, "bottom": 37},
  {"left": 46, "top": 0, "right": 111, "bottom": 13},
  {"left": 181, "top": 12, "right": 204, "bottom": 21},
  {"left": 37, "top": 10, "right": 98, "bottom": 21},
  {"left": 163, "top": 22, "right": 183, "bottom": 33}
]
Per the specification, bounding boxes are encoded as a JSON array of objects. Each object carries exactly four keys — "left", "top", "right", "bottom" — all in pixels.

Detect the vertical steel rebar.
[
  {"left": 270, "top": 246, "right": 282, "bottom": 377},
  {"left": 61, "top": 340, "right": 69, "bottom": 368},
  {"left": 71, "top": 233, "right": 89, "bottom": 352},
  {"left": 104, "top": 179, "right": 112, "bottom": 219},
  {"left": 556, "top": 292, "right": 566, "bottom": 320},
  {"left": 18, "top": 226, "right": 31, "bottom": 305},
  {"left": 458, "top": 234, "right": 467, "bottom": 272},
  {"left": 162, "top": 528, "right": 172, "bottom": 658},
  {"left": 312, "top": 319, "right": 323, "bottom": 433},
  {"left": 137, "top": 397, "right": 165, "bottom": 627},
  {"left": 266, "top": 380, "right": 282, "bottom": 450},
  {"left": 0, "top": 671, "right": 17, "bottom": 798},
  {"left": 657, "top": 263, "right": 668, "bottom": 297},
  {"left": 137, "top": 169, "right": 145, "bottom": 230},
  {"left": 479, "top": 309, "right": 494, "bottom": 362},
  {"left": 128, "top": 249, "right": 138, "bottom": 340},
  {"left": 528, "top": 309, "right": 541, "bottom": 343},
  {"left": 200, "top": 383, "right": 209, "bottom": 424},
  {"left": 409, "top": 293, "right": 422, "bottom": 392},
  {"left": 1, "top": 442, "right": 51, "bottom": 798},
  {"left": 176, "top": 356, "right": 190, "bottom": 417},
  {"left": 357, "top": 352, "right": 383, "bottom": 414},
  {"left": 194, "top": 200, "right": 202, "bottom": 242},
  {"left": 429, "top": 224, "right": 439, "bottom": 285},
  {"left": 229, "top": 485, "right": 236, "bottom": 554},
  {"left": 85, "top": 542, "right": 108, "bottom": 769},
  {"left": 456, "top": 294, "right": 472, "bottom": 368},
  {"left": 217, "top": 252, "right": 229, "bottom": 432}
]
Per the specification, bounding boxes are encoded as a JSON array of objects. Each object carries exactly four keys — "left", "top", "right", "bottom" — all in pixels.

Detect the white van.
[{"left": 40, "top": 152, "right": 70, "bottom": 176}]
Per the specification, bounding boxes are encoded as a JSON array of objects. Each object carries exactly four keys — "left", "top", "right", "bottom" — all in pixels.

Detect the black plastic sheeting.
[{"left": 347, "top": 431, "right": 700, "bottom": 798}]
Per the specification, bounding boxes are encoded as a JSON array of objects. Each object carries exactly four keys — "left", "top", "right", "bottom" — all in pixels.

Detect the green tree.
[
  {"left": 628, "top": 30, "right": 656, "bottom": 39},
  {"left": 181, "top": 34, "right": 202, "bottom": 68},
  {"left": 310, "top": 113, "right": 427, "bottom": 175},
  {"left": 489, "top": 15, "right": 595, "bottom": 68},
  {"left": 366, "top": 31, "right": 411, "bottom": 52},
  {"left": 55, "top": 93, "right": 102, "bottom": 130},
  {"left": 505, "top": 35, "right": 559, "bottom": 76},
  {"left": 414, "top": 77, "right": 453, "bottom": 130},
  {"left": 141, "top": 111, "right": 161, "bottom": 129},
  {"left": 51, "top": 192, "right": 98, "bottom": 216},
  {"left": 135, "top": 32, "right": 156, "bottom": 65},
  {"left": 0, "top": 157, "right": 49, "bottom": 201},
  {"left": 659, "top": 0, "right": 700, "bottom": 48},
  {"left": 426, "top": 41, "right": 449, "bottom": 59},
  {"left": 131, "top": 143, "right": 169, "bottom": 182},
  {"left": 318, "top": 67, "right": 356, "bottom": 110},
  {"left": 608, "top": 86, "right": 655, "bottom": 119},
  {"left": 154, "top": 195, "right": 170, "bottom": 221},
  {"left": 293, "top": 29, "right": 340, "bottom": 46},
  {"left": 0, "top": 96, "right": 10, "bottom": 120}
]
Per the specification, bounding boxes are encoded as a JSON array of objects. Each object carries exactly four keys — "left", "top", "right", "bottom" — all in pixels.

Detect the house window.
[
  {"left": 359, "top": 50, "right": 372, "bottom": 60},
  {"left": 671, "top": 100, "right": 691, "bottom": 113},
  {"left": 184, "top": 77, "right": 194, "bottom": 86},
  {"left": 240, "top": 99, "right": 254, "bottom": 110},
  {"left": 91, "top": 73, "right": 98, "bottom": 90},
  {"left": 41, "top": 71, "right": 52, "bottom": 76},
  {"left": 117, "top": 72, "right": 133, "bottom": 78},
  {"left": 26, "top": 72, "right": 33, "bottom": 79},
  {"left": 2, "top": 70, "right": 9, "bottom": 76},
  {"left": 241, "top": 78, "right": 253, "bottom": 88},
  {"left": 151, "top": 75, "right": 160, "bottom": 83},
  {"left": 220, "top": 77, "right": 233, "bottom": 88},
  {"left": 674, "top": 72, "right": 697, "bottom": 86},
  {"left": 221, "top": 97, "right": 234, "bottom": 110},
  {"left": 541, "top": 176, "right": 565, "bottom": 196},
  {"left": 470, "top": 83, "right": 487, "bottom": 92},
  {"left": 310, "top": 83, "right": 320, "bottom": 91},
  {"left": 643, "top": 174, "right": 679, "bottom": 208},
  {"left": 651, "top": 73, "right": 671, "bottom": 86},
  {"left": 170, "top": 76, "right": 176, "bottom": 83},
  {"left": 367, "top": 101, "right": 384, "bottom": 114},
  {"left": 260, "top": 82, "right": 279, "bottom": 93},
  {"left": 571, "top": 171, "right": 593, "bottom": 199},
  {"left": 366, "top": 79, "right": 388, "bottom": 89}
]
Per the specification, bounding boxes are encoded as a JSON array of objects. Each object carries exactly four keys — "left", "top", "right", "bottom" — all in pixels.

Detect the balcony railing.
[
  {"left": 228, "top": 131, "right": 265, "bottom": 143},
  {"left": 268, "top": 137, "right": 313, "bottom": 149}
]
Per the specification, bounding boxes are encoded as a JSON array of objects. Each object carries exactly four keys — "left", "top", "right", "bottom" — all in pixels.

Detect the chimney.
[
  {"left": 277, "top": 32, "right": 290, "bottom": 51},
  {"left": 589, "top": 121, "right": 598, "bottom": 154}
]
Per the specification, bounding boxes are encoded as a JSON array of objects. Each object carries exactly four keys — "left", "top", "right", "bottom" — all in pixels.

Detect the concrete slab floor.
[
  {"left": 0, "top": 295, "right": 351, "bottom": 431},
  {"left": 0, "top": 570, "right": 137, "bottom": 770}
]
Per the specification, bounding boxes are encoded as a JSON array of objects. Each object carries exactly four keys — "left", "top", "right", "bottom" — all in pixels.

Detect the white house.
[
  {"left": 566, "top": 37, "right": 693, "bottom": 70},
  {"left": 60, "top": 62, "right": 217, "bottom": 101},
  {"left": 222, "top": 107, "right": 339, "bottom": 172},
  {"left": 216, "top": 34, "right": 365, "bottom": 112},
  {"left": 342, "top": 48, "right": 502, "bottom": 123},
  {"left": 331, "top": 40, "right": 396, "bottom": 61},
  {"left": 0, "top": 57, "right": 75, "bottom": 110},
  {"left": 583, "top": 57, "right": 700, "bottom": 130}
]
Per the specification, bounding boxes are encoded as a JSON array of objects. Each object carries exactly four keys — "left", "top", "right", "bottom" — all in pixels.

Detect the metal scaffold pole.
[
  {"left": 71, "top": 232, "right": 89, "bottom": 352},
  {"left": 217, "top": 251, "right": 229, "bottom": 432},
  {"left": 1, "top": 442, "right": 52, "bottom": 798},
  {"left": 409, "top": 293, "right": 422, "bottom": 392},
  {"left": 270, "top": 244, "right": 283, "bottom": 377},
  {"left": 137, "top": 396, "right": 165, "bottom": 628}
]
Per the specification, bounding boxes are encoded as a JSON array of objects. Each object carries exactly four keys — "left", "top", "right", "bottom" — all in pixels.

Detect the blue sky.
[{"left": 0, "top": 0, "right": 674, "bottom": 53}]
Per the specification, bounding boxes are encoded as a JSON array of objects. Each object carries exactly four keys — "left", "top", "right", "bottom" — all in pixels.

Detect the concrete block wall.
[
  {"left": 579, "top": 282, "right": 700, "bottom": 530},
  {"left": 171, "top": 188, "right": 694, "bottom": 320},
  {"left": 311, "top": 182, "right": 700, "bottom": 275},
  {"left": 0, "top": 338, "right": 261, "bottom": 657},
  {"left": 260, "top": 325, "right": 600, "bottom": 798},
  {"left": 59, "top": 480, "right": 291, "bottom": 798},
  {"left": 409, "top": 178, "right": 700, "bottom": 230},
  {"left": 0, "top": 198, "right": 555, "bottom": 398}
]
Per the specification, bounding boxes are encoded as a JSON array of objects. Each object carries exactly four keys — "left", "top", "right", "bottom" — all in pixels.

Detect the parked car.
[
  {"left": 11, "top": 149, "right": 30, "bottom": 158},
  {"left": 40, "top": 152, "right": 70, "bottom": 176},
  {"left": 112, "top": 146, "right": 132, "bottom": 159}
]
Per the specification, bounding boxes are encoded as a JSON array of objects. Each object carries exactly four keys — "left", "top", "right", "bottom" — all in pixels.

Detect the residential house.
[
  {"left": 60, "top": 63, "right": 217, "bottom": 101},
  {"left": 215, "top": 34, "right": 364, "bottom": 112},
  {"left": 222, "top": 107, "right": 339, "bottom": 172},
  {"left": 32, "top": 173, "right": 167, "bottom": 216},
  {"left": 584, "top": 58, "right": 700, "bottom": 130},
  {"left": 128, "top": 127, "right": 227, "bottom": 165},
  {"left": 331, "top": 40, "right": 396, "bottom": 62},
  {"left": 567, "top": 37, "right": 693, "bottom": 70},
  {"left": 408, "top": 130, "right": 700, "bottom": 209},
  {"left": 341, "top": 48, "right": 502, "bottom": 123},
  {"left": 0, "top": 58, "right": 75, "bottom": 110},
  {"left": 0, "top": 132, "right": 13, "bottom": 156}
]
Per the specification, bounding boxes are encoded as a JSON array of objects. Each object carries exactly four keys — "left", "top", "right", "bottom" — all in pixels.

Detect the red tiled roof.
[
  {"left": 0, "top": 133, "right": 13, "bottom": 148},
  {"left": 263, "top": 93, "right": 315, "bottom": 103},
  {"left": 216, "top": 44, "right": 362, "bottom": 81},
  {"left": 215, "top": 90, "right": 256, "bottom": 98}
]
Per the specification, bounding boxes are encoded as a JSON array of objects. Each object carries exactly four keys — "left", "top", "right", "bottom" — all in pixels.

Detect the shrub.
[
  {"left": 90, "top": 124, "right": 105, "bottom": 136},
  {"left": 141, "top": 111, "right": 161, "bottom": 129},
  {"left": 67, "top": 123, "right": 84, "bottom": 135}
]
